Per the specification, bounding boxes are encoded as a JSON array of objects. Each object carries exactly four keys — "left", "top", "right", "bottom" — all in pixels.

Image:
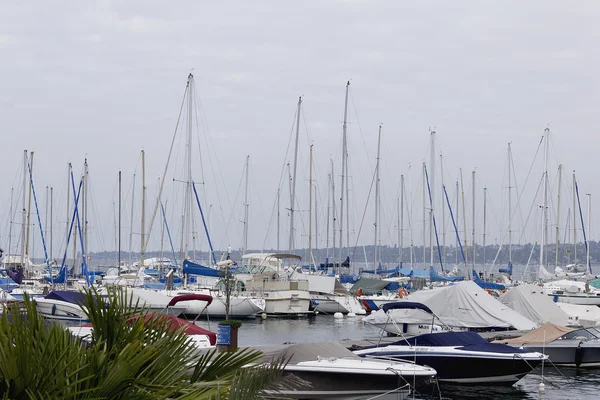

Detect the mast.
[
  {"left": 483, "top": 187, "right": 487, "bottom": 268},
  {"left": 315, "top": 186, "right": 319, "bottom": 265},
  {"left": 508, "top": 143, "right": 512, "bottom": 266},
  {"left": 276, "top": 188, "right": 280, "bottom": 252},
  {"left": 129, "top": 173, "right": 136, "bottom": 266},
  {"left": 45, "top": 186, "right": 48, "bottom": 262},
  {"left": 308, "top": 144, "right": 313, "bottom": 266},
  {"left": 456, "top": 181, "right": 459, "bottom": 265},
  {"left": 65, "top": 163, "right": 70, "bottom": 267},
  {"left": 185, "top": 74, "right": 194, "bottom": 261},
  {"left": 118, "top": 170, "right": 122, "bottom": 269},
  {"left": 460, "top": 169, "right": 469, "bottom": 278},
  {"left": 141, "top": 150, "right": 146, "bottom": 268},
  {"left": 289, "top": 96, "right": 302, "bottom": 253},
  {"left": 374, "top": 125, "right": 382, "bottom": 268},
  {"left": 440, "top": 152, "right": 445, "bottom": 267},
  {"left": 331, "top": 159, "right": 337, "bottom": 266},
  {"left": 587, "top": 193, "right": 591, "bottom": 272},
  {"left": 8, "top": 188, "right": 13, "bottom": 260},
  {"left": 326, "top": 172, "right": 331, "bottom": 260},
  {"left": 471, "top": 170, "right": 476, "bottom": 271},
  {"left": 25, "top": 152, "right": 34, "bottom": 269},
  {"left": 555, "top": 164, "right": 562, "bottom": 268},
  {"left": 399, "top": 174, "right": 404, "bottom": 264},
  {"left": 422, "top": 162, "right": 426, "bottom": 264},
  {"left": 540, "top": 128, "right": 550, "bottom": 271},
  {"left": 339, "top": 81, "right": 350, "bottom": 261},
  {"left": 50, "top": 186, "right": 53, "bottom": 261},
  {"left": 83, "top": 158, "right": 89, "bottom": 270},
  {"left": 429, "top": 130, "right": 435, "bottom": 267},
  {"left": 242, "top": 155, "right": 249, "bottom": 255},
  {"left": 20, "top": 151, "right": 27, "bottom": 268},
  {"left": 573, "top": 171, "right": 577, "bottom": 263}
]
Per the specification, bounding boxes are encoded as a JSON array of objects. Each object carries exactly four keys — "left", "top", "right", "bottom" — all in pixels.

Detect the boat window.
[
  {"left": 587, "top": 328, "right": 600, "bottom": 338},
  {"left": 561, "top": 329, "right": 597, "bottom": 340}
]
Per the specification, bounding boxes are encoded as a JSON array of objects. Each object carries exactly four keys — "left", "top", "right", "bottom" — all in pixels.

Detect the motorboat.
[
  {"left": 497, "top": 322, "right": 600, "bottom": 368},
  {"left": 353, "top": 303, "right": 546, "bottom": 384},
  {"left": 261, "top": 341, "right": 436, "bottom": 399},
  {"left": 174, "top": 289, "right": 265, "bottom": 319},
  {"left": 236, "top": 253, "right": 312, "bottom": 316},
  {"left": 364, "top": 281, "right": 537, "bottom": 335},
  {"left": 542, "top": 279, "right": 600, "bottom": 306},
  {"left": 35, "top": 290, "right": 90, "bottom": 322}
]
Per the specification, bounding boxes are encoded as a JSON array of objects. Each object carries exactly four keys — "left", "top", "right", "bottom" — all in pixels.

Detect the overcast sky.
[{"left": 1, "top": 1, "right": 599, "bottom": 266}]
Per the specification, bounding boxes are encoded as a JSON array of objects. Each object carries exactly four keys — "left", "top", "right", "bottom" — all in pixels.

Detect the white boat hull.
[
  {"left": 35, "top": 298, "right": 88, "bottom": 322},
  {"left": 173, "top": 290, "right": 265, "bottom": 318},
  {"left": 262, "top": 290, "right": 312, "bottom": 316},
  {"left": 313, "top": 294, "right": 366, "bottom": 315}
]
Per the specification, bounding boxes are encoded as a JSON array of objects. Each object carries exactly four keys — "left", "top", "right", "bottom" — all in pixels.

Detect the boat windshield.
[{"left": 560, "top": 328, "right": 600, "bottom": 341}]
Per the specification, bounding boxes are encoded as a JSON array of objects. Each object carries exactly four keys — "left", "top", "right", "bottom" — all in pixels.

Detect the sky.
[{"left": 1, "top": 1, "right": 599, "bottom": 265}]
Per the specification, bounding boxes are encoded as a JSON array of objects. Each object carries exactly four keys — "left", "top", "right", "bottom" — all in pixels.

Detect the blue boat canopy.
[
  {"left": 401, "top": 331, "right": 487, "bottom": 346},
  {"left": 381, "top": 301, "right": 433, "bottom": 314},
  {"left": 182, "top": 260, "right": 220, "bottom": 277},
  {"left": 471, "top": 270, "right": 506, "bottom": 290},
  {"left": 45, "top": 290, "right": 87, "bottom": 305}
]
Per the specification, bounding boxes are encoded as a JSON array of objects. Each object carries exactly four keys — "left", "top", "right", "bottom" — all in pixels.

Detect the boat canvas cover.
[
  {"left": 495, "top": 322, "right": 575, "bottom": 344},
  {"left": 46, "top": 290, "right": 87, "bottom": 305},
  {"left": 259, "top": 341, "right": 360, "bottom": 365},
  {"left": 556, "top": 302, "right": 600, "bottom": 327},
  {"left": 499, "top": 284, "right": 571, "bottom": 326},
  {"left": 380, "top": 281, "right": 537, "bottom": 330},
  {"left": 182, "top": 260, "right": 220, "bottom": 277},
  {"left": 350, "top": 278, "right": 390, "bottom": 295}
]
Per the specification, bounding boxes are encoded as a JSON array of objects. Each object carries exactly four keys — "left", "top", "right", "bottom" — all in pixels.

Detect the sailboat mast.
[
  {"left": 422, "top": 163, "right": 426, "bottom": 264},
  {"left": 440, "top": 152, "right": 445, "bottom": 267},
  {"left": 20, "top": 150, "right": 27, "bottom": 268},
  {"left": 456, "top": 181, "right": 459, "bottom": 265},
  {"left": 326, "top": 173, "right": 331, "bottom": 260},
  {"left": 331, "top": 159, "right": 337, "bottom": 265},
  {"left": 288, "top": 97, "right": 302, "bottom": 253},
  {"left": 308, "top": 144, "right": 313, "bottom": 266},
  {"left": 587, "top": 193, "right": 591, "bottom": 271},
  {"left": 541, "top": 128, "right": 550, "bottom": 270},
  {"left": 243, "top": 155, "right": 249, "bottom": 255},
  {"left": 472, "top": 170, "right": 476, "bottom": 271},
  {"left": 83, "top": 159, "right": 89, "bottom": 270},
  {"left": 573, "top": 171, "right": 577, "bottom": 263},
  {"left": 185, "top": 74, "right": 194, "bottom": 261},
  {"left": 25, "top": 152, "right": 34, "bottom": 267},
  {"left": 555, "top": 164, "right": 562, "bottom": 268},
  {"left": 374, "top": 125, "right": 382, "bottom": 268},
  {"left": 141, "top": 150, "right": 146, "bottom": 268},
  {"left": 129, "top": 173, "right": 136, "bottom": 266},
  {"left": 483, "top": 187, "right": 487, "bottom": 268},
  {"left": 277, "top": 188, "right": 280, "bottom": 252},
  {"left": 399, "top": 174, "right": 404, "bottom": 264},
  {"left": 460, "top": 169, "right": 469, "bottom": 278},
  {"left": 118, "top": 170, "right": 122, "bottom": 269},
  {"left": 508, "top": 143, "right": 512, "bottom": 265},
  {"left": 339, "top": 81, "right": 349, "bottom": 261},
  {"left": 429, "top": 130, "right": 435, "bottom": 266},
  {"left": 50, "top": 186, "right": 53, "bottom": 261}
]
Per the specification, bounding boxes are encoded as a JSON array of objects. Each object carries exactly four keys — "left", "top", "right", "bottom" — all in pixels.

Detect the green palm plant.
[{"left": 0, "top": 288, "right": 291, "bottom": 400}]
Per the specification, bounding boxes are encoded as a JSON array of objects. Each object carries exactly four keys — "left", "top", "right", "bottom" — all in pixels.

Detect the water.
[{"left": 194, "top": 315, "right": 600, "bottom": 399}]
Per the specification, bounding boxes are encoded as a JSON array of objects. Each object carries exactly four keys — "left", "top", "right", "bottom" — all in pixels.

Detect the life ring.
[
  {"left": 355, "top": 288, "right": 363, "bottom": 297},
  {"left": 398, "top": 288, "right": 409, "bottom": 298},
  {"left": 485, "top": 289, "right": 494, "bottom": 296}
]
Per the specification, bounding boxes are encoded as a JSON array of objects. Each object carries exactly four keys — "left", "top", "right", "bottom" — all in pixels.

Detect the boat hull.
[
  {"left": 522, "top": 341, "right": 600, "bottom": 367},
  {"left": 313, "top": 294, "right": 366, "bottom": 314},
  {"left": 355, "top": 348, "right": 543, "bottom": 384},
  {"left": 35, "top": 298, "right": 89, "bottom": 322}
]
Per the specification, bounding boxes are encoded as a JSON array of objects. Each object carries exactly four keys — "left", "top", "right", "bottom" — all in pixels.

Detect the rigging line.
[
  {"left": 488, "top": 136, "right": 545, "bottom": 270},
  {"left": 143, "top": 81, "right": 188, "bottom": 254},
  {"left": 348, "top": 88, "right": 374, "bottom": 173},
  {"left": 351, "top": 160, "right": 377, "bottom": 264},
  {"left": 262, "top": 106, "right": 301, "bottom": 249},
  {"left": 223, "top": 159, "right": 246, "bottom": 244}
]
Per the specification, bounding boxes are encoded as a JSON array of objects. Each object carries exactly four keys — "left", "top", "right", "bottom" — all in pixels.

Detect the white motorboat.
[
  {"left": 261, "top": 342, "right": 436, "bottom": 399},
  {"left": 35, "top": 290, "right": 90, "bottom": 322},
  {"left": 174, "top": 289, "right": 265, "bottom": 319}
]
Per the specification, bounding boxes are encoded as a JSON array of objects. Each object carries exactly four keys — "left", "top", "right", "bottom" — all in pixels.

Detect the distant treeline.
[{"left": 85, "top": 241, "right": 597, "bottom": 268}]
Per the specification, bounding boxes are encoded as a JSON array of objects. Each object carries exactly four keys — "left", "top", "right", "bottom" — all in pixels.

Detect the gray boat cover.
[
  {"left": 257, "top": 341, "right": 360, "bottom": 365},
  {"left": 494, "top": 322, "right": 575, "bottom": 344},
  {"left": 366, "top": 281, "right": 537, "bottom": 330},
  {"left": 499, "top": 284, "right": 571, "bottom": 326}
]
